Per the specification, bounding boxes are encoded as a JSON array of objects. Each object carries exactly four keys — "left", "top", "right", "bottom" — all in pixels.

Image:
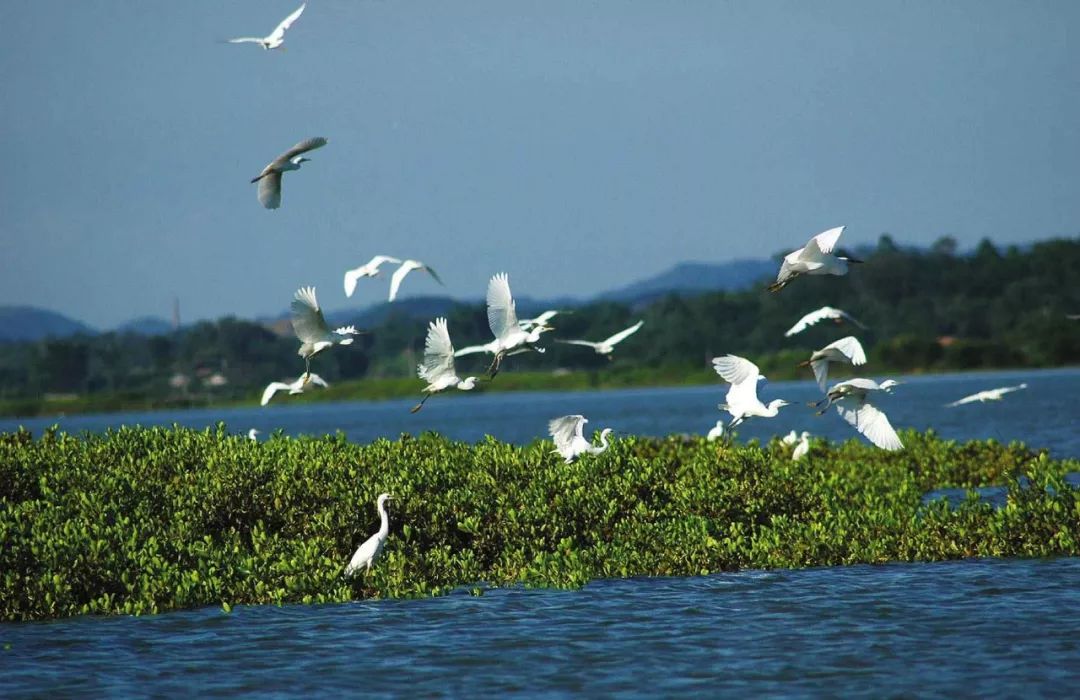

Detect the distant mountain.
[
  {"left": 0, "top": 306, "right": 96, "bottom": 342},
  {"left": 595, "top": 259, "right": 775, "bottom": 303},
  {"left": 113, "top": 316, "right": 174, "bottom": 336}
]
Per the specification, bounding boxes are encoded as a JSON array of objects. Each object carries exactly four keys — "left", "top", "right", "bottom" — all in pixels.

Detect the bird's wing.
[
  {"left": 835, "top": 377, "right": 881, "bottom": 393},
  {"left": 420, "top": 318, "right": 456, "bottom": 381},
  {"left": 333, "top": 325, "right": 357, "bottom": 337},
  {"left": 841, "top": 309, "right": 868, "bottom": 329},
  {"left": 423, "top": 265, "right": 444, "bottom": 286},
  {"left": 774, "top": 256, "right": 798, "bottom": 286},
  {"left": 712, "top": 354, "right": 761, "bottom": 386},
  {"left": 825, "top": 336, "right": 866, "bottom": 365},
  {"left": 277, "top": 136, "right": 328, "bottom": 164},
  {"left": 290, "top": 286, "right": 328, "bottom": 343},
  {"left": 555, "top": 339, "right": 601, "bottom": 349},
  {"left": 261, "top": 382, "right": 289, "bottom": 406},
  {"left": 836, "top": 397, "right": 903, "bottom": 451},
  {"left": 343, "top": 268, "right": 362, "bottom": 297},
  {"left": 257, "top": 172, "right": 282, "bottom": 209},
  {"left": 811, "top": 226, "right": 845, "bottom": 255},
  {"left": 454, "top": 344, "right": 492, "bottom": 357},
  {"left": 548, "top": 415, "right": 586, "bottom": 454},
  {"left": 784, "top": 307, "right": 837, "bottom": 336},
  {"left": 387, "top": 263, "right": 416, "bottom": 302},
  {"left": 1000, "top": 383, "right": 1028, "bottom": 395},
  {"left": 228, "top": 37, "right": 264, "bottom": 43},
  {"left": 534, "top": 310, "right": 558, "bottom": 325},
  {"left": 486, "top": 273, "right": 519, "bottom": 340},
  {"left": 945, "top": 393, "right": 981, "bottom": 407},
  {"left": 725, "top": 373, "right": 761, "bottom": 410},
  {"left": 345, "top": 531, "right": 380, "bottom": 576},
  {"left": 307, "top": 373, "right": 329, "bottom": 388},
  {"left": 369, "top": 255, "right": 401, "bottom": 268},
  {"left": 267, "top": 2, "right": 306, "bottom": 43},
  {"left": 810, "top": 358, "right": 831, "bottom": 392},
  {"left": 603, "top": 320, "right": 644, "bottom": 347}
]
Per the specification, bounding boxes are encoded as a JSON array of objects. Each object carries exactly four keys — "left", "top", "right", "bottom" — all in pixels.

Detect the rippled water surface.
[{"left": 4, "top": 558, "right": 1079, "bottom": 697}]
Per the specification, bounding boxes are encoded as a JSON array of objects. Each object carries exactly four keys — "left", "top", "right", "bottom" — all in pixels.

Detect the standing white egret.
[
  {"left": 290, "top": 286, "right": 358, "bottom": 373},
  {"left": 345, "top": 493, "right": 392, "bottom": 577},
  {"left": 814, "top": 378, "right": 903, "bottom": 451},
  {"left": 769, "top": 226, "right": 861, "bottom": 292},
  {"left": 476, "top": 273, "right": 551, "bottom": 376},
  {"left": 260, "top": 371, "right": 329, "bottom": 406},
  {"left": 247, "top": 428, "right": 261, "bottom": 441},
  {"left": 712, "top": 354, "right": 789, "bottom": 427},
  {"left": 945, "top": 383, "right": 1027, "bottom": 407},
  {"left": 250, "top": 136, "right": 328, "bottom": 209},
  {"left": 781, "top": 429, "right": 799, "bottom": 446},
  {"left": 791, "top": 432, "right": 811, "bottom": 461},
  {"left": 706, "top": 420, "right": 726, "bottom": 442},
  {"left": 411, "top": 318, "right": 480, "bottom": 413},
  {"left": 343, "top": 255, "right": 402, "bottom": 298},
  {"left": 799, "top": 336, "right": 867, "bottom": 391},
  {"left": 549, "top": 415, "right": 613, "bottom": 463},
  {"left": 555, "top": 321, "right": 644, "bottom": 358},
  {"left": 227, "top": 3, "right": 306, "bottom": 50},
  {"left": 784, "top": 306, "right": 867, "bottom": 337},
  {"left": 388, "top": 260, "right": 444, "bottom": 302}
]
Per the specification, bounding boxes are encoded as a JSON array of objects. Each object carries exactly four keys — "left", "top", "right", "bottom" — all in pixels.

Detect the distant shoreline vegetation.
[
  {"left": 1, "top": 426, "right": 1078, "bottom": 621},
  {"left": 0, "top": 236, "right": 1077, "bottom": 419}
]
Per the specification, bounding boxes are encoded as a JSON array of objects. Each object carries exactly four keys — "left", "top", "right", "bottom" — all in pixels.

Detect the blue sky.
[{"left": 1, "top": 1, "right": 1078, "bottom": 327}]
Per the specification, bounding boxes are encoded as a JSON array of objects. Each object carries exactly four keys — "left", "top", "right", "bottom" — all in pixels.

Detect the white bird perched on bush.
[
  {"left": 791, "top": 432, "right": 811, "bottom": 461},
  {"left": 290, "top": 286, "right": 358, "bottom": 372},
  {"left": 411, "top": 318, "right": 479, "bottom": 413},
  {"left": 549, "top": 415, "right": 612, "bottom": 463},
  {"left": 781, "top": 429, "right": 799, "bottom": 446},
  {"left": 472, "top": 273, "right": 551, "bottom": 376},
  {"left": 769, "top": 226, "right": 861, "bottom": 292},
  {"left": 814, "top": 378, "right": 903, "bottom": 451},
  {"left": 799, "top": 336, "right": 867, "bottom": 391},
  {"left": 247, "top": 428, "right": 261, "bottom": 441},
  {"left": 388, "top": 260, "right": 444, "bottom": 302},
  {"left": 260, "top": 371, "right": 328, "bottom": 406},
  {"left": 251, "top": 136, "right": 327, "bottom": 209},
  {"left": 556, "top": 320, "right": 644, "bottom": 358},
  {"left": 706, "top": 420, "right": 726, "bottom": 442},
  {"left": 227, "top": 3, "right": 305, "bottom": 50},
  {"left": 713, "top": 354, "right": 789, "bottom": 427},
  {"left": 345, "top": 493, "right": 392, "bottom": 577},
  {"left": 785, "top": 306, "right": 867, "bottom": 337},
  {"left": 945, "top": 383, "right": 1028, "bottom": 407},
  {"left": 343, "top": 255, "right": 401, "bottom": 298}
]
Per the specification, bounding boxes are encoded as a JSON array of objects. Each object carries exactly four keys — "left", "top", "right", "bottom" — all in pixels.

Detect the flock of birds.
[{"left": 230, "top": 5, "right": 1031, "bottom": 577}]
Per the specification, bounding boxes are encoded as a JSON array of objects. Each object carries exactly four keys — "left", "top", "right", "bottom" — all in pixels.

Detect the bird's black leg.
[{"left": 410, "top": 394, "right": 430, "bottom": 413}]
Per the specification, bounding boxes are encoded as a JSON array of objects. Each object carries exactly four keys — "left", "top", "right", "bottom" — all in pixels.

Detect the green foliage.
[{"left": 1, "top": 426, "right": 1077, "bottom": 621}]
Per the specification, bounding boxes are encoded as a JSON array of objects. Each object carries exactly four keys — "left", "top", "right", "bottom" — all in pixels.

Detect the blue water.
[
  {"left": 3, "top": 367, "right": 1079, "bottom": 457},
  {"left": 3, "top": 558, "right": 1078, "bottom": 696}
]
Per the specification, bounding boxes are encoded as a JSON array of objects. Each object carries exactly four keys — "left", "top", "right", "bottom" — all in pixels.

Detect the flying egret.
[
  {"left": 411, "top": 318, "right": 480, "bottom": 413},
  {"left": 260, "top": 371, "right": 328, "bottom": 406},
  {"left": 227, "top": 3, "right": 306, "bottom": 50},
  {"left": 343, "top": 255, "right": 402, "bottom": 298},
  {"left": 769, "top": 226, "right": 861, "bottom": 292},
  {"left": 519, "top": 310, "right": 562, "bottom": 331},
  {"left": 712, "top": 354, "right": 789, "bottom": 427},
  {"left": 785, "top": 306, "right": 867, "bottom": 337},
  {"left": 250, "top": 136, "right": 328, "bottom": 209},
  {"left": 945, "top": 383, "right": 1027, "bottom": 407},
  {"left": 345, "top": 493, "right": 392, "bottom": 577},
  {"left": 388, "top": 260, "right": 444, "bottom": 302},
  {"left": 290, "top": 286, "right": 358, "bottom": 372},
  {"left": 814, "top": 378, "right": 903, "bottom": 451},
  {"left": 475, "top": 273, "right": 551, "bottom": 376},
  {"left": 555, "top": 320, "right": 644, "bottom": 358},
  {"left": 706, "top": 420, "right": 726, "bottom": 442},
  {"left": 791, "top": 432, "right": 811, "bottom": 461},
  {"left": 549, "top": 415, "right": 613, "bottom": 463},
  {"left": 799, "top": 336, "right": 867, "bottom": 391}
]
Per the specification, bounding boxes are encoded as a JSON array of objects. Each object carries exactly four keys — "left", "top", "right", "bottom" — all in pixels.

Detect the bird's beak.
[{"left": 846, "top": 255, "right": 864, "bottom": 264}]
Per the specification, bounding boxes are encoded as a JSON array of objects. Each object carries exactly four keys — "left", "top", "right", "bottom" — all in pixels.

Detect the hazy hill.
[
  {"left": 0, "top": 306, "right": 96, "bottom": 342},
  {"left": 595, "top": 259, "right": 775, "bottom": 303}
]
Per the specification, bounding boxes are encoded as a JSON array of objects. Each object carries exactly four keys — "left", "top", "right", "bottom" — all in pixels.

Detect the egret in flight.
[
  {"left": 251, "top": 137, "right": 327, "bottom": 209},
  {"left": 227, "top": 3, "right": 306, "bottom": 50},
  {"left": 388, "top": 260, "right": 444, "bottom": 302},
  {"left": 769, "top": 226, "right": 861, "bottom": 292},
  {"left": 411, "top": 318, "right": 479, "bottom": 413},
  {"left": 290, "top": 286, "right": 358, "bottom": 372},
  {"left": 791, "top": 431, "right": 811, "bottom": 461},
  {"left": 549, "top": 415, "right": 613, "bottom": 463},
  {"left": 343, "top": 255, "right": 401, "bottom": 298},
  {"left": 519, "top": 310, "right": 562, "bottom": 331},
  {"left": 785, "top": 306, "right": 867, "bottom": 337},
  {"left": 713, "top": 354, "right": 789, "bottom": 427},
  {"left": 799, "top": 336, "right": 867, "bottom": 391},
  {"left": 472, "top": 273, "right": 551, "bottom": 376},
  {"left": 260, "top": 371, "right": 328, "bottom": 406},
  {"left": 814, "top": 378, "right": 903, "bottom": 451},
  {"left": 556, "top": 321, "right": 644, "bottom": 359},
  {"left": 945, "top": 383, "right": 1027, "bottom": 407},
  {"left": 345, "top": 493, "right": 392, "bottom": 577}
]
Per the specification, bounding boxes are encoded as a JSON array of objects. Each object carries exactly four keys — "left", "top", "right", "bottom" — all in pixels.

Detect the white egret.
[
  {"left": 769, "top": 226, "right": 861, "bottom": 292},
  {"left": 814, "top": 378, "right": 903, "bottom": 451},
  {"left": 791, "top": 432, "right": 811, "bottom": 461},
  {"left": 712, "top": 354, "right": 789, "bottom": 427},
  {"left": 519, "top": 310, "right": 562, "bottom": 331},
  {"left": 290, "top": 286, "right": 358, "bottom": 372},
  {"left": 247, "top": 428, "right": 261, "bottom": 441},
  {"left": 227, "top": 3, "right": 305, "bottom": 50},
  {"left": 343, "top": 255, "right": 401, "bottom": 298},
  {"left": 945, "top": 383, "right": 1027, "bottom": 407},
  {"left": 411, "top": 318, "right": 480, "bottom": 413},
  {"left": 799, "top": 336, "right": 867, "bottom": 391},
  {"left": 780, "top": 430, "right": 799, "bottom": 446},
  {"left": 556, "top": 321, "right": 644, "bottom": 358},
  {"left": 260, "top": 371, "right": 328, "bottom": 406},
  {"left": 706, "top": 420, "right": 726, "bottom": 442},
  {"left": 388, "top": 260, "right": 444, "bottom": 302},
  {"left": 250, "top": 136, "right": 328, "bottom": 209},
  {"left": 549, "top": 415, "right": 613, "bottom": 463},
  {"left": 345, "top": 493, "right": 392, "bottom": 577},
  {"left": 784, "top": 306, "right": 867, "bottom": 337},
  {"left": 475, "top": 273, "right": 551, "bottom": 376}
]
